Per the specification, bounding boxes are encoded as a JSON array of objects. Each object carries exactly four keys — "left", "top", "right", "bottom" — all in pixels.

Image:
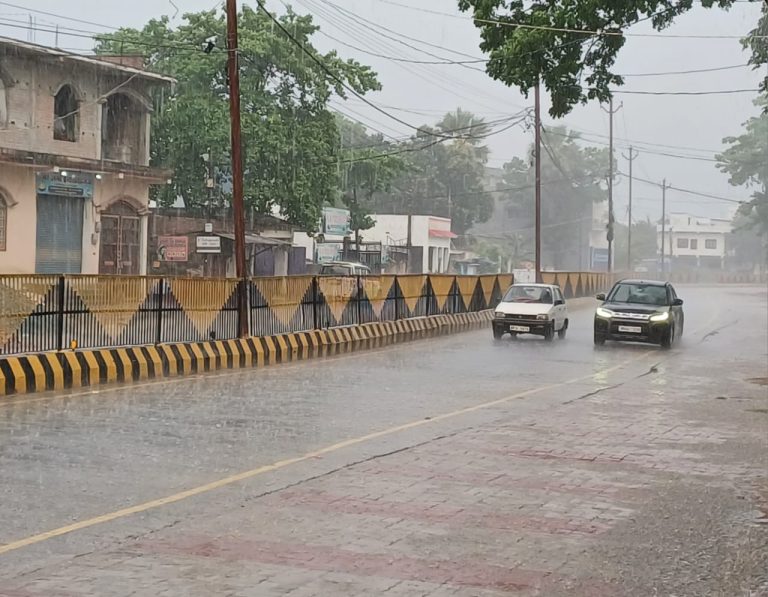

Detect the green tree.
[
  {"left": 498, "top": 127, "right": 611, "bottom": 269},
  {"left": 457, "top": 0, "right": 766, "bottom": 117},
  {"left": 338, "top": 117, "right": 407, "bottom": 244},
  {"left": 717, "top": 97, "right": 768, "bottom": 236},
  {"left": 94, "top": 6, "right": 379, "bottom": 230},
  {"left": 614, "top": 219, "right": 659, "bottom": 271},
  {"left": 371, "top": 109, "right": 494, "bottom": 235}
]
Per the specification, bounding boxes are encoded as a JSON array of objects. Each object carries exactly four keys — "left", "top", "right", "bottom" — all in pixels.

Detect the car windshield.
[
  {"left": 502, "top": 286, "right": 553, "bottom": 304},
  {"left": 608, "top": 283, "right": 669, "bottom": 306},
  {"left": 321, "top": 265, "right": 352, "bottom": 275}
]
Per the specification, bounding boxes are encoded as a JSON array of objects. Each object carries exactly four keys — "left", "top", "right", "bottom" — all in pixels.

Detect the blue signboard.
[
  {"left": 36, "top": 172, "right": 94, "bottom": 198},
  {"left": 591, "top": 247, "right": 610, "bottom": 271}
]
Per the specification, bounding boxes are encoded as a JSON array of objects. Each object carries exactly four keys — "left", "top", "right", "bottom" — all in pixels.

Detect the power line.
[
  {"left": 363, "top": 0, "right": 764, "bottom": 39},
  {"left": 612, "top": 88, "right": 761, "bottom": 96},
  {"left": 617, "top": 63, "right": 751, "bottom": 77},
  {"left": 619, "top": 172, "right": 746, "bottom": 204},
  {"left": 250, "top": 0, "right": 460, "bottom": 139},
  {"left": 315, "top": 0, "right": 484, "bottom": 61},
  {"left": 294, "top": 0, "right": 520, "bottom": 113},
  {"left": 0, "top": 1, "right": 118, "bottom": 31},
  {"left": 340, "top": 113, "right": 531, "bottom": 163},
  {"left": 0, "top": 18, "right": 215, "bottom": 54},
  {"left": 314, "top": 28, "right": 485, "bottom": 65},
  {"left": 542, "top": 127, "right": 722, "bottom": 163}
]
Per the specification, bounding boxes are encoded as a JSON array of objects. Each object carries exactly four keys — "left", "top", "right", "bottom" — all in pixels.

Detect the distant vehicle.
[
  {"left": 594, "top": 279, "right": 684, "bottom": 349},
  {"left": 319, "top": 262, "right": 371, "bottom": 276},
  {"left": 492, "top": 283, "right": 568, "bottom": 342}
]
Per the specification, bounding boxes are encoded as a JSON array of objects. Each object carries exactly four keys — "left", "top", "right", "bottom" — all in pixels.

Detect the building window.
[
  {"left": 102, "top": 92, "right": 145, "bottom": 164},
  {"left": 0, "top": 194, "right": 7, "bottom": 251},
  {"left": 705, "top": 239, "right": 717, "bottom": 250},
  {"left": 54, "top": 84, "right": 78, "bottom": 142},
  {"left": 676, "top": 238, "right": 689, "bottom": 249},
  {"left": 690, "top": 239, "right": 698, "bottom": 250}
]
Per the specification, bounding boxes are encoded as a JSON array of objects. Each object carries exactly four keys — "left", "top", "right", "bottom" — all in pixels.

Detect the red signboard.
[{"left": 157, "top": 236, "right": 188, "bottom": 262}]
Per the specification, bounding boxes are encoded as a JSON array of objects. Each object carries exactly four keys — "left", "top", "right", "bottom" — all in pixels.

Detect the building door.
[
  {"left": 35, "top": 195, "right": 84, "bottom": 273},
  {"left": 99, "top": 201, "right": 140, "bottom": 275}
]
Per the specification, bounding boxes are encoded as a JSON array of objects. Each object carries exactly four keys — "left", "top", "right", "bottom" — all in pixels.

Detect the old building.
[
  {"left": 0, "top": 38, "right": 174, "bottom": 274},
  {"left": 658, "top": 212, "right": 732, "bottom": 270}
]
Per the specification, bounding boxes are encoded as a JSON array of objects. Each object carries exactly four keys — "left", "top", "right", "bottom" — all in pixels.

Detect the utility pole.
[
  {"left": 661, "top": 179, "right": 668, "bottom": 276},
  {"left": 602, "top": 98, "right": 622, "bottom": 273},
  {"left": 225, "top": 0, "right": 248, "bottom": 338},
  {"left": 534, "top": 81, "right": 542, "bottom": 283},
  {"left": 622, "top": 146, "right": 640, "bottom": 271}
]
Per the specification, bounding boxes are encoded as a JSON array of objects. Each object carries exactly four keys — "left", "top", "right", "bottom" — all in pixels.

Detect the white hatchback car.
[{"left": 492, "top": 283, "right": 568, "bottom": 341}]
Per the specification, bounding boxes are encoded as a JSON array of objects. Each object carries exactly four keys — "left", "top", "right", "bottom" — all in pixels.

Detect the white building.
[
  {"left": 657, "top": 212, "right": 731, "bottom": 270},
  {"left": 361, "top": 214, "right": 454, "bottom": 274}
]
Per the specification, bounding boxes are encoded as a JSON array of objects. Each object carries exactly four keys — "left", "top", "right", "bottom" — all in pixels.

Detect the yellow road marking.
[{"left": 0, "top": 348, "right": 652, "bottom": 556}]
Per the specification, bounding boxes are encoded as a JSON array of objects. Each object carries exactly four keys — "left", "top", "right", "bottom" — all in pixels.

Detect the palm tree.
[{"left": 437, "top": 108, "right": 490, "bottom": 163}]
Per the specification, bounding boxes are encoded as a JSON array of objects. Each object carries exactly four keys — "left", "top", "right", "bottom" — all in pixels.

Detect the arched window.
[
  {"left": 0, "top": 193, "right": 7, "bottom": 251},
  {"left": 54, "top": 84, "right": 78, "bottom": 142}
]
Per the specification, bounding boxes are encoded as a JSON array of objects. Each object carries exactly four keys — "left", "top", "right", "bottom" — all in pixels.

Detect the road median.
[{"left": 0, "top": 311, "right": 492, "bottom": 397}]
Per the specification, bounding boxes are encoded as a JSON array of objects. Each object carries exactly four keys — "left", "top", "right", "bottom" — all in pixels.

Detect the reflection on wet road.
[{"left": 0, "top": 285, "right": 766, "bottom": 596}]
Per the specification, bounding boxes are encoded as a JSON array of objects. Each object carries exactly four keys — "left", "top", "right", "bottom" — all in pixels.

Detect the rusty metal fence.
[{"left": 0, "top": 273, "right": 516, "bottom": 356}]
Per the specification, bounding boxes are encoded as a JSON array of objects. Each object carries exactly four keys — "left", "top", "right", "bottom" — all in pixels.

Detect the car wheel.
[
  {"left": 557, "top": 321, "right": 568, "bottom": 339},
  {"left": 594, "top": 332, "right": 606, "bottom": 346},
  {"left": 544, "top": 324, "right": 554, "bottom": 342},
  {"left": 493, "top": 326, "right": 504, "bottom": 340},
  {"left": 661, "top": 325, "right": 674, "bottom": 349}
]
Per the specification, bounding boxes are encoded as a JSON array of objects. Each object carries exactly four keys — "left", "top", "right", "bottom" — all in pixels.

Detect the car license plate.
[
  {"left": 509, "top": 325, "right": 529, "bottom": 332},
  {"left": 618, "top": 325, "right": 642, "bottom": 333}
]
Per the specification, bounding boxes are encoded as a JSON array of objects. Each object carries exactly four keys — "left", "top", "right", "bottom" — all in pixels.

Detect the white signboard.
[{"left": 196, "top": 235, "right": 221, "bottom": 254}]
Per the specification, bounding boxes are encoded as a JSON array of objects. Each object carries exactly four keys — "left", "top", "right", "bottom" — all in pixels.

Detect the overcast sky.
[{"left": 3, "top": 0, "right": 765, "bottom": 223}]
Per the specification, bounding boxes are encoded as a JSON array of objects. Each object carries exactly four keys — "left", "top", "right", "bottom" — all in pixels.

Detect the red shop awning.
[{"left": 429, "top": 229, "right": 458, "bottom": 238}]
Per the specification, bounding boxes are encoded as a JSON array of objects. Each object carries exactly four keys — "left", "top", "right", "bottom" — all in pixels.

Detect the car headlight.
[
  {"left": 494, "top": 311, "right": 505, "bottom": 318},
  {"left": 536, "top": 314, "right": 549, "bottom": 320},
  {"left": 650, "top": 311, "right": 670, "bottom": 322},
  {"left": 596, "top": 307, "right": 614, "bottom": 318}
]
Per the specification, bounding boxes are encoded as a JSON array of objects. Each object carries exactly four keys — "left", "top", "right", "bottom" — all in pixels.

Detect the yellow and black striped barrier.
[{"left": 0, "top": 311, "right": 492, "bottom": 397}]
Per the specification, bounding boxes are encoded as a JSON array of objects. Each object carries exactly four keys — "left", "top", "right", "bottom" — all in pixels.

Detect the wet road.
[{"left": 0, "top": 285, "right": 766, "bottom": 596}]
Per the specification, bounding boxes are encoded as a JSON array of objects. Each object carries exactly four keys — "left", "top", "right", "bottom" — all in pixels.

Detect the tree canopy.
[
  {"left": 717, "top": 97, "right": 768, "bottom": 235},
  {"left": 368, "top": 109, "right": 497, "bottom": 235},
  {"left": 496, "top": 127, "right": 611, "bottom": 269},
  {"left": 457, "top": 0, "right": 767, "bottom": 117},
  {"left": 94, "top": 7, "right": 379, "bottom": 231}
]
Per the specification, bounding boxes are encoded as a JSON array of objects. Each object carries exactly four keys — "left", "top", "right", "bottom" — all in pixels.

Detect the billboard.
[
  {"left": 590, "top": 247, "right": 610, "bottom": 271},
  {"left": 157, "top": 236, "right": 188, "bottom": 262},
  {"left": 322, "top": 207, "right": 350, "bottom": 236}
]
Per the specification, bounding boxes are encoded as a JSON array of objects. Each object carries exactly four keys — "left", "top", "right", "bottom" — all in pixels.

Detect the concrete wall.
[
  {"left": 0, "top": 164, "right": 35, "bottom": 273},
  {"left": 0, "top": 163, "right": 149, "bottom": 274},
  {"left": 0, "top": 53, "right": 151, "bottom": 165}
]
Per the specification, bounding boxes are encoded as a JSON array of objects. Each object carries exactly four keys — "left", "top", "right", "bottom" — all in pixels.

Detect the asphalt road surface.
[{"left": 1, "top": 285, "right": 766, "bottom": 596}]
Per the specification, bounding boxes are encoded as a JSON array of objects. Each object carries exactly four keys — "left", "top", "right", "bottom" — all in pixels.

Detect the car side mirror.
[
  {"left": 554, "top": 299, "right": 564, "bottom": 306},
  {"left": 596, "top": 293, "right": 606, "bottom": 301},
  {"left": 673, "top": 298, "right": 684, "bottom": 306}
]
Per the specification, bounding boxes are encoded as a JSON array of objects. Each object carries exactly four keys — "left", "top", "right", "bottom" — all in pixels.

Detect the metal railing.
[{"left": 0, "top": 273, "right": 513, "bottom": 355}]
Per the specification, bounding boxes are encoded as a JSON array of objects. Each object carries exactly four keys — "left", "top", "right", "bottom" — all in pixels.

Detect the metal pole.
[
  {"left": 534, "top": 81, "right": 542, "bottom": 283},
  {"left": 607, "top": 97, "right": 614, "bottom": 273},
  {"left": 622, "top": 146, "right": 639, "bottom": 271},
  {"left": 226, "top": 0, "right": 248, "bottom": 338},
  {"left": 661, "top": 179, "right": 667, "bottom": 276},
  {"left": 602, "top": 99, "right": 622, "bottom": 273}
]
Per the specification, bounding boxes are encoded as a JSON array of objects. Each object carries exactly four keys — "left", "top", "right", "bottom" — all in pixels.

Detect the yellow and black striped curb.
[{"left": 0, "top": 311, "right": 492, "bottom": 397}]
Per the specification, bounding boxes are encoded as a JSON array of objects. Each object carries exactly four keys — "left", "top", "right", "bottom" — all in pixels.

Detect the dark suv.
[{"left": 594, "top": 280, "right": 684, "bottom": 348}]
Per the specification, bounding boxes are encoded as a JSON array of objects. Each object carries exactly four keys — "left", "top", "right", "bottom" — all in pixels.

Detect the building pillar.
[{"left": 139, "top": 212, "right": 149, "bottom": 275}]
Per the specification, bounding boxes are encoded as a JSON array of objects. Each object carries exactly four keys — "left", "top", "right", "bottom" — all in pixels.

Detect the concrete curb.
[{"left": 0, "top": 311, "right": 493, "bottom": 397}]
